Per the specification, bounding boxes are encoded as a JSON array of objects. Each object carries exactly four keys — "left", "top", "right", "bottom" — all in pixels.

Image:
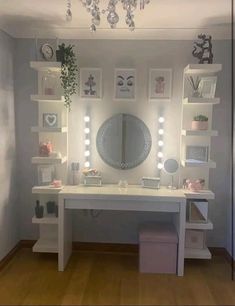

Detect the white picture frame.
[
  {"left": 43, "top": 113, "right": 58, "bottom": 128},
  {"left": 198, "top": 76, "right": 217, "bottom": 98},
  {"left": 149, "top": 68, "right": 172, "bottom": 101},
  {"left": 114, "top": 68, "right": 136, "bottom": 101},
  {"left": 186, "top": 145, "right": 209, "bottom": 163},
  {"left": 38, "top": 165, "right": 55, "bottom": 186},
  {"left": 80, "top": 68, "right": 102, "bottom": 100}
]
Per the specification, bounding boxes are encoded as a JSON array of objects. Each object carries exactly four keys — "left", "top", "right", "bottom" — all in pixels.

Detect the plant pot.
[
  {"left": 191, "top": 121, "right": 208, "bottom": 130},
  {"left": 56, "top": 50, "right": 65, "bottom": 64},
  {"left": 46, "top": 201, "right": 56, "bottom": 214}
]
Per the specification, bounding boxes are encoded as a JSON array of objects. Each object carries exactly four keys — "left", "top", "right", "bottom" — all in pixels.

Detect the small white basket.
[
  {"left": 142, "top": 177, "right": 160, "bottom": 189},
  {"left": 84, "top": 175, "right": 102, "bottom": 186}
]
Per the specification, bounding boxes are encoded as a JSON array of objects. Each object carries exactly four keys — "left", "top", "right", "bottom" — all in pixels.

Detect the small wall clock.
[{"left": 40, "top": 43, "right": 54, "bottom": 61}]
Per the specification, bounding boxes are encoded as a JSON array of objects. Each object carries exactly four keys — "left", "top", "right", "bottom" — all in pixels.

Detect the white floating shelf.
[
  {"left": 184, "top": 64, "right": 222, "bottom": 75},
  {"left": 183, "top": 97, "right": 220, "bottom": 105},
  {"left": 181, "top": 129, "right": 218, "bottom": 137},
  {"left": 186, "top": 220, "right": 213, "bottom": 230},
  {"left": 32, "top": 215, "right": 58, "bottom": 225},
  {"left": 30, "top": 61, "right": 61, "bottom": 72},
  {"left": 32, "top": 186, "right": 63, "bottom": 194},
  {"left": 32, "top": 238, "right": 58, "bottom": 253},
  {"left": 181, "top": 160, "right": 216, "bottom": 168},
  {"left": 32, "top": 156, "right": 67, "bottom": 164},
  {"left": 185, "top": 247, "right": 211, "bottom": 259},
  {"left": 184, "top": 189, "right": 215, "bottom": 200},
  {"left": 31, "top": 126, "right": 68, "bottom": 133},
  {"left": 30, "top": 94, "right": 64, "bottom": 103}
]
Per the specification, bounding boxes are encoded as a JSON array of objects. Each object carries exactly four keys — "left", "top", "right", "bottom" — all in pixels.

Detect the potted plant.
[
  {"left": 56, "top": 43, "right": 78, "bottom": 110},
  {"left": 191, "top": 115, "right": 208, "bottom": 130}
]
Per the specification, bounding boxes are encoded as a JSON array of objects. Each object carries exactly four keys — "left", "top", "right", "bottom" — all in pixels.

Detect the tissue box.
[{"left": 84, "top": 175, "right": 102, "bottom": 186}]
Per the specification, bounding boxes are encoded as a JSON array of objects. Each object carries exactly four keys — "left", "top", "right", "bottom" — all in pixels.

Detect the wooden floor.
[{"left": 0, "top": 248, "right": 234, "bottom": 305}]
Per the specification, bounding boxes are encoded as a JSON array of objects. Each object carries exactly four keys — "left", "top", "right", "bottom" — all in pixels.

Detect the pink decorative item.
[
  {"left": 139, "top": 222, "right": 178, "bottom": 274},
  {"left": 82, "top": 168, "right": 98, "bottom": 176},
  {"left": 191, "top": 120, "right": 208, "bottom": 130},
  {"left": 52, "top": 180, "right": 62, "bottom": 188},
  {"left": 39, "top": 141, "right": 53, "bottom": 157},
  {"left": 44, "top": 87, "right": 54, "bottom": 95},
  {"left": 185, "top": 179, "right": 205, "bottom": 192}
]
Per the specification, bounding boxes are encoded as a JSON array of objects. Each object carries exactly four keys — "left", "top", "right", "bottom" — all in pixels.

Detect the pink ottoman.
[{"left": 139, "top": 222, "right": 178, "bottom": 274}]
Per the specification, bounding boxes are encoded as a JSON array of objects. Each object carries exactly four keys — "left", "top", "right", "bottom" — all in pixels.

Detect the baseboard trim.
[
  {"left": 0, "top": 241, "right": 21, "bottom": 270},
  {"left": 0, "top": 240, "right": 234, "bottom": 271}
]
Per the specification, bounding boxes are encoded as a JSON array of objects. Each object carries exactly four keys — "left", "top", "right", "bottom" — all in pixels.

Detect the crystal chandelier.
[{"left": 69, "top": 0, "right": 150, "bottom": 32}]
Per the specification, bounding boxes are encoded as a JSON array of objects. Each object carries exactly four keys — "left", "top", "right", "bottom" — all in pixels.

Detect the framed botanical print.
[
  {"left": 38, "top": 165, "right": 56, "bottom": 186},
  {"left": 149, "top": 69, "right": 172, "bottom": 100},
  {"left": 114, "top": 68, "right": 136, "bottom": 100},
  {"left": 80, "top": 68, "right": 102, "bottom": 100}
]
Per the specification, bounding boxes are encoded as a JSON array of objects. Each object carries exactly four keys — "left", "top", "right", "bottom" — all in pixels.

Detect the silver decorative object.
[
  {"left": 66, "top": 0, "right": 72, "bottom": 21},
  {"left": 79, "top": 0, "right": 150, "bottom": 32}
]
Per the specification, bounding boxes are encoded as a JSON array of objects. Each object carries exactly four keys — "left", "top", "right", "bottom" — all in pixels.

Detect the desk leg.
[
  {"left": 173, "top": 199, "right": 186, "bottom": 276},
  {"left": 58, "top": 196, "right": 72, "bottom": 271}
]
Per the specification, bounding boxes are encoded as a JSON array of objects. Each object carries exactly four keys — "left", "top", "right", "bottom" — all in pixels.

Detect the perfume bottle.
[{"left": 71, "top": 162, "right": 80, "bottom": 185}]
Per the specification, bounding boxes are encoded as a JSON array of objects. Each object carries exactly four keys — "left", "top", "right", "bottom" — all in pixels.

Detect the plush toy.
[
  {"left": 82, "top": 168, "right": 98, "bottom": 176},
  {"left": 39, "top": 141, "right": 53, "bottom": 157},
  {"left": 185, "top": 179, "right": 205, "bottom": 192}
]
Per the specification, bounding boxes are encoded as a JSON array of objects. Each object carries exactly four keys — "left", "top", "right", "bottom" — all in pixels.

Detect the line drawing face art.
[
  {"left": 84, "top": 74, "right": 96, "bottom": 96},
  {"left": 155, "top": 76, "right": 165, "bottom": 94},
  {"left": 115, "top": 69, "right": 136, "bottom": 100}
]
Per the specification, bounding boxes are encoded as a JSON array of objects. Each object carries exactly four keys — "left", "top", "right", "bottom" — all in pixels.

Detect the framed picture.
[
  {"left": 38, "top": 165, "right": 55, "bottom": 186},
  {"left": 186, "top": 145, "right": 209, "bottom": 162},
  {"left": 80, "top": 68, "right": 102, "bottom": 99},
  {"left": 114, "top": 68, "right": 136, "bottom": 100},
  {"left": 43, "top": 113, "right": 58, "bottom": 128},
  {"left": 149, "top": 69, "right": 172, "bottom": 100},
  {"left": 198, "top": 76, "right": 217, "bottom": 98}
]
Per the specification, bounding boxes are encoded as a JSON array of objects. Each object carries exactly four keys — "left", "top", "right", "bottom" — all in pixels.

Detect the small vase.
[
  {"left": 191, "top": 121, "right": 208, "bottom": 130},
  {"left": 35, "top": 200, "right": 44, "bottom": 218}
]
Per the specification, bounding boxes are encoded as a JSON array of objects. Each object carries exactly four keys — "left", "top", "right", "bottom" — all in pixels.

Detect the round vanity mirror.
[
  {"left": 96, "top": 114, "right": 152, "bottom": 170},
  {"left": 163, "top": 158, "right": 179, "bottom": 189}
]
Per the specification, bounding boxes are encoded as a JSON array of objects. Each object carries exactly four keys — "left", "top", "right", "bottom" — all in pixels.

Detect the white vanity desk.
[{"left": 58, "top": 185, "right": 188, "bottom": 276}]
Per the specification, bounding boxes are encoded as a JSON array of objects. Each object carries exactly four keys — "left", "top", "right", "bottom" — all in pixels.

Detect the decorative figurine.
[
  {"left": 39, "top": 141, "right": 53, "bottom": 157},
  {"left": 192, "top": 34, "right": 213, "bottom": 64},
  {"left": 35, "top": 200, "right": 44, "bottom": 218},
  {"left": 82, "top": 168, "right": 98, "bottom": 176}
]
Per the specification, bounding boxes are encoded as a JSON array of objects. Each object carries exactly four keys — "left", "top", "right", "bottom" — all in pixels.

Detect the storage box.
[
  {"left": 188, "top": 201, "right": 208, "bottom": 223},
  {"left": 139, "top": 222, "right": 178, "bottom": 274},
  {"left": 142, "top": 177, "right": 160, "bottom": 189},
  {"left": 84, "top": 175, "right": 102, "bottom": 186},
  {"left": 185, "top": 229, "right": 205, "bottom": 249}
]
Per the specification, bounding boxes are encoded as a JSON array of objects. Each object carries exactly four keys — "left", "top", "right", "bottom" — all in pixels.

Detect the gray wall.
[
  {"left": 14, "top": 39, "right": 232, "bottom": 249},
  {"left": 0, "top": 30, "right": 19, "bottom": 260}
]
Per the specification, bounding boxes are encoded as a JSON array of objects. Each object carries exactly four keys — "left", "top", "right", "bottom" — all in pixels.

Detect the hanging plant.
[{"left": 57, "top": 43, "right": 78, "bottom": 110}]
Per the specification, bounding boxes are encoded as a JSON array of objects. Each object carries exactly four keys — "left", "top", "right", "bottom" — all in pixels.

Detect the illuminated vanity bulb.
[
  {"left": 158, "top": 152, "right": 163, "bottom": 158},
  {"left": 158, "top": 129, "right": 164, "bottom": 135},
  {"left": 84, "top": 161, "right": 90, "bottom": 168},
  {"left": 158, "top": 117, "right": 165, "bottom": 123},
  {"left": 84, "top": 150, "right": 90, "bottom": 157},
  {"left": 84, "top": 128, "right": 90, "bottom": 134},
  {"left": 157, "top": 163, "right": 163, "bottom": 169},
  {"left": 85, "top": 139, "right": 90, "bottom": 145},
  {"left": 158, "top": 140, "right": 164, "bottom": 147},
  {"left": 84, "top": 116, "right": 90, "bottom": 122}
]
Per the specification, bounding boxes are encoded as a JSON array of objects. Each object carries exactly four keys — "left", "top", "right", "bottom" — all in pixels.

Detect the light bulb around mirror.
[
  {"left": 157, "top": 163, "right": 163, "bottom": 169},
  {"left": 158, "top": 140, "right": 164, "bottom": 147},
  {"left": 84, "top": 128, "right": 90, "bottom": 134},
  {"left": 158, "top": 152, "right": 163, "bottom": 158},
  {"left": 158, "top": 129, "right": 164, "bottom": 135},
  {"left": 158, "top": 117, "right": 165, "bottom": 123},
  {"left": 84, "top": 116, "right": 90, "bottom": 122},
  {"left": 84, "top": 161, "right": 90, "bottom": 168},
  {"left": 84, "top": 150, "right": 90, "bottom": 157},
  {"left": 85, "top": 139, "right": 90, "bottom": 145}
]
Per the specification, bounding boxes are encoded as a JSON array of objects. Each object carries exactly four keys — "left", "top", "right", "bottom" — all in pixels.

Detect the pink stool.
[{"left": 139, "top": 222, "right": 178, "bottom": 274}]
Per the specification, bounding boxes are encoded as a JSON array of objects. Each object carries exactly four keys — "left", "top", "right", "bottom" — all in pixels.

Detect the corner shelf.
[
  {"left": 30, "top": 94, "right": 64, "bottom": 103},
  {"left": 32, "top": 238, "right": 58, "bottom": 253},
  {"left": 186, "top": 220, "right": 213, "bottom": 230},
  {"left": 181, "top": 129, "right": 218, "bottom": 137},
  {"left": 183, "top": 97, "right": 220, "bottom": 105},
  {"left": 30, "top": 61, "right": 61, "bottom": 72},
  {"left": 184, "top": 64, "right": 222, "bottom": 75},
  {"left": 185, "top": 247, "right": 211, "bottom": 259},
  {"left": 184, "top": 189, "right": 215, "bottom": 200},
  {"left": 32, "top": 186, "right": 63, "bottom": 194},
  {"left": 32, "top": 215, "right": 58, "bottom": 225},
  {"left": 31, "top": 126, "right": 68, "bottom": 133},
  {"left": 181, "top": 160, "right": 216, "bottom": 168},
  {"left": 31, "top": 156, "right": 67, "bottom": 164}
]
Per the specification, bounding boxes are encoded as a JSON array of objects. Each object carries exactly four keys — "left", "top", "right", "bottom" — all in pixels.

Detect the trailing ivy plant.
[{"left": 58, "top": 43, "right": 78, "bottom": 110}]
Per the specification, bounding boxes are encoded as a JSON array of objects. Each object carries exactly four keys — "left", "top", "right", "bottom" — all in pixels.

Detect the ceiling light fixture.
[{"left": 78, "top": 0, "right": 150, "bottom": 32}]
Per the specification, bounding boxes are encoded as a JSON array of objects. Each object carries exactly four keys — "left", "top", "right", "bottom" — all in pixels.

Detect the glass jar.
[{"left": 41, "top": 72, "right": 57, "bottom": 95}]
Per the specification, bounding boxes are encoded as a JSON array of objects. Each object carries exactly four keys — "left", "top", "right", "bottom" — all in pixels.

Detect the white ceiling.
[{"left": 0, "top": 0, "right": 232, "bottom": 39}]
